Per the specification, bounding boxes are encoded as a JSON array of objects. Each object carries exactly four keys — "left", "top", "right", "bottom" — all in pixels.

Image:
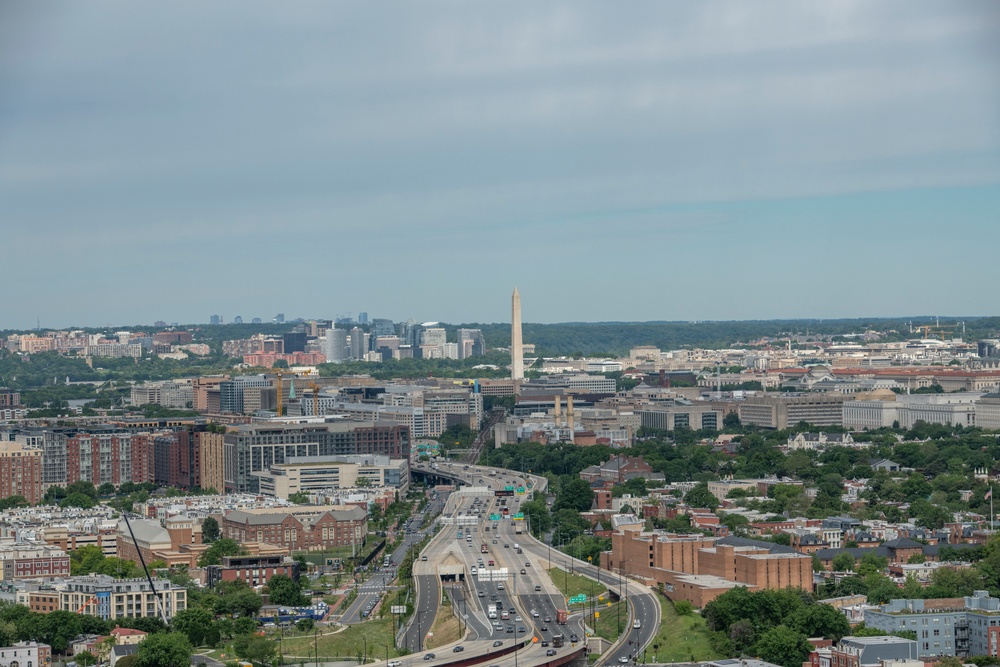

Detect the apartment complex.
[
  {"left": 0, "top": 544, "right": 71, "bottom": 581},
  {"left": 864, "top": 591, "right": 1000, "bottom": 658},
  {"left": 0, "top": 441, "right": 43, "bottom": 505},
  {"left": 221, "top": 505, "right": 367, "bottom": 551},
  {"left": 27, "top": 574, "right": 187, "bottom": 621}
]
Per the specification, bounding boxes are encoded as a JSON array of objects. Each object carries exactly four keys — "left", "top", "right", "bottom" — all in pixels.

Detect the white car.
[
  {"left": 633, "top": 620, "right": 641, "bottom": 629},
  {"left": 619, "top": 657, "right": 630, "bottom": 664}
]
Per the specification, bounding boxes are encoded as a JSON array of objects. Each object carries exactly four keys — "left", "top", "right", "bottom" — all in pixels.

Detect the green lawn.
[
  {"left": 278, "top": 618, "right": 406, "bottom": 662},
  {"left": 647, "top": 595, "right": 721, "bottom": 663},
  {"left": 546, "top": 567, "right": 609, "bottom": 604},
  {"left": 591, "top": 599, "right": 629, "bottom": 643}
]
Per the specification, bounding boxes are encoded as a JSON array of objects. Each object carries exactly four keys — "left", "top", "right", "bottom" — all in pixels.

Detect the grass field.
[
  {"left": 646, "top": 595, "right": 721, "bottom": 663},
  {"left": 425, "top": 598, "right": 462, "bottom": 649},
  {"left": 278, "top": 618, "right": 406, "bottom": 662},
  {"left": 546, "top": 567, "right": 609, "bottom": 603}
]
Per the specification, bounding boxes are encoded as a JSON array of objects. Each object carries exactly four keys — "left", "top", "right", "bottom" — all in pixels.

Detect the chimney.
[
  {"left": 554, "top": 395, "right": 561, "bottom": 423},
  {"left": 567, "top": 395, "right": 575, "bottom": 443}
]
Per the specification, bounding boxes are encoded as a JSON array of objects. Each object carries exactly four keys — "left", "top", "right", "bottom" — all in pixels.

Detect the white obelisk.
[{"left": 511, "top": 288, "right": 524, "bottom": 380}]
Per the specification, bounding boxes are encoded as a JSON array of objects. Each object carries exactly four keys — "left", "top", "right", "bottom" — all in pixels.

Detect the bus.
[{"left": 552, "top": 635, "right": 565, "bottom": 648}]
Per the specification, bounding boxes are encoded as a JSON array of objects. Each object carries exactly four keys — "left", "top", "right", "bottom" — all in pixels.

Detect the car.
[
  {"left": 478, "top": 590, "right": 486, "bottom": 597},
  {"left": 520, "top": 569, "right": 526, "bottom": 574},
  {"left": 453, "top": 646, "right": 464, "bottom": 653},
  {"left": 518, "top": 626, "right": 526, "bottom": 633},
  {"left": 546, "top": 649, "right": 557, "bottom": 657},
  {"left": 506, "top": 626, "right": 514, "bottom": 633},
  {"left": 515, "top": 616, "right": 522, "bottom": 622},
  {"left": 541, "top": 625, "right": 548, "bottom": 631},
  {"left": 531, "top": 611, "right": 539, "bottom": 618},
  {"left": 525, "top": 562, "right": 531, "bottom": 567},
  {"left": 389, "top": 662, "right": 402, "bottom": 667},
  {"left": 544, "top": 616, "right": 551, "bottom": 622},
  {"left": 534, "top": 585, "right": 541, "bottom": 592},
  {"left": 492, "top": 640, "right": 503, "bottom": 647},
  {"left": 492, "top": 540, "right": 498, "bottom": 544},
  {"left": 423, "top": 654, "right": 435, "bottom": 661},
  {"left": 504, "top": 544, "right": 509, "bottom": 548},
  {"left": 633, "top": 619, "right": 641, "bottom": 629},
  {"left": 497, "top": 583, "right": 505, "bottom": 590},
  {"left": 493, "top": 622, "right": 503, "bottom": 630},
  {"left": 618, "top": 658, "right": 629, "bottom": 664},
  {"left": 421, "top": 555, "right": 428, "bottom": 561},
  {"left": 570, "top": 634, "right": 580, "bottom": 642},
  {"left": 541, "top": 641, "right": 550, "bottom": 647}
]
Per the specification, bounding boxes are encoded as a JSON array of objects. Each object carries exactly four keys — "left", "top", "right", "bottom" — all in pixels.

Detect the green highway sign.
[
  {"left": 516, "top": 487, "right": 526, "bottom": 494},
  {"left": 569, "top": 594, "right": 587, "bottom": 604},
  {"left": 489, "top": 513, "right": 502, "bottom": 521},
  {"left": 512, "top": 512, "right": 525, "bottom": 520},
  {"left": 505, "top": 485, "right": 515, "bottom": 491}
]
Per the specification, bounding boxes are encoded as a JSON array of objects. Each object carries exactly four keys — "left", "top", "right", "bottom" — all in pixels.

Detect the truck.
[
  {"left": 481, "top": 543, "right": 488, "bottom": 553},
  {"left": 556, "top": 609, "right": 569, "bottom": 625},
  {"left": 488, "top": 604, "right": 497, "bottom": 619},
  {"left": 514, "top": 524, "right": 522, "bottom": 535}
]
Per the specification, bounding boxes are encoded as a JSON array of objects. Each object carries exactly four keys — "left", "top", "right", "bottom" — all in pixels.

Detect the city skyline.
[{"left": 2, "top": 2, "right": 998, "bottom": 329}]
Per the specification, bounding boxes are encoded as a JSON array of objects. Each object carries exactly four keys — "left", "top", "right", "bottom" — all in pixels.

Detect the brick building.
[
  {"left": 221, "top": 505, "right": 368, "bottom": 552},
  {"left": 0, "top": 441, "right": 43, "bottom": 505},
  {"left": 0, "top": 544, "right": 71, "bottom": 581},
  {"left": 205, "top": 554, "right": 300, "bottom": 588},
  {"left": 0, "top": 641, "right": 51, "bottom": 667},
  {"left": 197, "top": 430, "right": 225, "bottom": 493},
  {"left": 603, "top": 529, "right": 813, "bottom": 608}
]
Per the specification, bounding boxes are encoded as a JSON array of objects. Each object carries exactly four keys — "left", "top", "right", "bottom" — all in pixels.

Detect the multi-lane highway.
[{"left": 412, "top": 462, "right": 661, "bottom": 667}]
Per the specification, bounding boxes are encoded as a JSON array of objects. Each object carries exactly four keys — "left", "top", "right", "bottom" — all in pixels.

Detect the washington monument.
[{"left": 511, "top": 287, "right": 524, "bottom": 380}]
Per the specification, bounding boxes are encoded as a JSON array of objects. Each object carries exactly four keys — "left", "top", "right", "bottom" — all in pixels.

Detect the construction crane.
[
  {"left": 274, "top": 370, "right": 285, "bottom": 417},
  {"left": 309, "top": 382, "right": 321, "bottom": 416},
  {"left": 76, "top": 595, "right": 99, "bottom": 614}
]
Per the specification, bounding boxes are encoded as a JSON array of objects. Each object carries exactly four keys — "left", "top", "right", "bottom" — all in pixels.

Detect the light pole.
[
  {"left": 313, "top": 628, "right": 319, "bottom": 667},
  {"left": 363, "top": 635, "right": 368, "bottom": 664}
]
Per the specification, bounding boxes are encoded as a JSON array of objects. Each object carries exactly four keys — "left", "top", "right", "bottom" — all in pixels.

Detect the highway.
[{"left": 412, "top": 462, "right": 661, "bottom": 667}]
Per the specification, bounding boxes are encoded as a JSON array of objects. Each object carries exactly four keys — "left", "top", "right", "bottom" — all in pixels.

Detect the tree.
[
  {"left": 684, "top": 483, "right": 719, "bottom": 510},
  {"left": 201, "top": 516, "right": 221, "bottom": 543},
  {"left": 553, "top": 478, "right": 594, "bottom": 512},
  {"left": 287, "top": 491, "right": 310, "bottom": 504},
  {"left": 755, "top": 625, "right": 813, "bottom": 667},
  {"left": 61, "top": 491, "right": 97, "bottom": 509},
  {"left": 266, "top": 574, "right": 309, "bottom": 607},
  {"left": 832, "top": 553, "right": 856, "bottom": 572},
  {"left": 136, "top": 631, "right": 193, "bottom": 667},
  {"left": 0, "top": 495, "right": 29, "bottom": 511},
  {"left": 198, "top": 538, "right": 245, "bottom": 567},
  {"left": 296, "top": 618, "right": 314, "bottom": 632},
  {"left": 790, "top": 604, "right": 851, "bottom": 641},
  {"left": 172, "top": 607, "right": 215, "bottom": 647},
  {"left": 674, "top": 600, "right": 694, "bottom": 617},
  {"left": 76, "top": 651, "right": 98, "bottom": 667},
  {"left": 233, "top": 635, "right": 278, "bottom": 666},
  {"left": 907, "top": 553, "right": 926, "bottom": 565},
  {"left": 97, "top": 482, "right": 117, "bottom": 496}
]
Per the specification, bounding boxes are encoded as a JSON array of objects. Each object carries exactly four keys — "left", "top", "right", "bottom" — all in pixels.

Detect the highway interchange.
[{"left": 380, "top": 461, "right": 662, "bottom": 667}]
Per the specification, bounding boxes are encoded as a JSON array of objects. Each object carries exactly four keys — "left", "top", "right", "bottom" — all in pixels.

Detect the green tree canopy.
[{"left": 136, "top": 631, "right": 193, "bottom": 667}]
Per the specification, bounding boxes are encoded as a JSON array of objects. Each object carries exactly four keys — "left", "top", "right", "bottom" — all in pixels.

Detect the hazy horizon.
[{"left": 3, "top": 2, "right": 998, "bottom": 329}]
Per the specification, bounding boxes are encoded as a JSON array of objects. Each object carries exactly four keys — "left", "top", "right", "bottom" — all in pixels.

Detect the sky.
[{"left": 1, "top": 2, "right": 999, "bottom": 330}]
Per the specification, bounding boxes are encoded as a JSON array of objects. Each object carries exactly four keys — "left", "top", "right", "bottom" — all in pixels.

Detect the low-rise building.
[
  {"left": 27, "top": 574, "right": 187, "bottom": 621},
  {"left": 738, "top": 393, "right": 847, "bottom": 429},
  {"left": 0, "top": 544, "right": 70, "bottom": 581},
  {"left": 254, "top": 455, "right": 408, "bottom": 499},
  {"left": 0, "top": 641, "right": 51, "bottom": 667},
  {"left": 864, "top": 590, "right": 1000, "bottom": 657},
  {"left": 603, "top": 529, "right": 813, "bottom": 608},
  {"left": 221, "top": 505, "right": 367, "bottom": 552}
]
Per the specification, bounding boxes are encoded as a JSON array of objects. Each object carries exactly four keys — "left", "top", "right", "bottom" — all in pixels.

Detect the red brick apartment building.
[{"left": 221, "top": 506, "right": 368, "bottom": 551}]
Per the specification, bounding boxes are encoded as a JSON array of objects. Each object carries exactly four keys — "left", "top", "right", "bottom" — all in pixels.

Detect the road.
[{"left": 340, "top": 493, "right": 449, "bottom": 625}]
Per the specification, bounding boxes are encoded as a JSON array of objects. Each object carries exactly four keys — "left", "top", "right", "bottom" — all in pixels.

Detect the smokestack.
[
  {"left": 567, "top": 394, "right": 575, "bottom": 443},
  {"left": 554, "top": 395, "right": 561, "bottom": 423}
]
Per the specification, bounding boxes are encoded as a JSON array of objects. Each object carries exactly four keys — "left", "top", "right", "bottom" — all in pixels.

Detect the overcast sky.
[{"left": 2, "top": 2, "right": 998, "bottom": 329}]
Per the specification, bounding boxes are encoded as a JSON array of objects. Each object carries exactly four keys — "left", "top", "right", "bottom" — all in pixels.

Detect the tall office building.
[
  {"left": 458, "top": 329, "right": 486, "bottom": 359},
  {"left": 511, "top": 288, "right": 524, "bottom": 380},
  {"left": 325, "top": 329, "right": 348, "bottom": 363},
  {"left": 358, "top": 312, "right": 369, "bottom": 324},
  {"left": 209, "top": 314, "right": 223, "bottom": 325},
  {"left": 372, "top": 318, "right": 396, "bottom": 338},
  {"left": 350, "top": 327, "right": 367, "bottom": 359}
]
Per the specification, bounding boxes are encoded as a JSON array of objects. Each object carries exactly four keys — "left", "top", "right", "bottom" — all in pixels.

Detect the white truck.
[{"left": 488, "top": 604, "right": 497, "bottom": 619}]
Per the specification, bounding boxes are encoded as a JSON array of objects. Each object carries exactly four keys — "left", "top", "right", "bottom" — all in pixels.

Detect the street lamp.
[{"left": 313, "top": 628, "right": 319, "bottom": 667}]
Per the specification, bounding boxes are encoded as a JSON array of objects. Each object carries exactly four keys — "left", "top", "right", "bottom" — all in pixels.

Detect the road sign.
[
  {"left": 489, "top": 514, "right": 501, "bottom": 520},
  {"left": 391, "top": 605, "right": 407, "bottom": 614},
  {"left": 595, "top": 612, "right": 600, "bottom": 618},
  {"left": 505, "top": 485, "right": 514, "bottom": 491},
  {"left": 569, "top": 594, "right": 587, "bottom": 604},
  {"left": 512, "top": 513, "right": 525, "bottom": 520},
  {"left": 516, "top": 487, "right": 525, "bottom": 494}
]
